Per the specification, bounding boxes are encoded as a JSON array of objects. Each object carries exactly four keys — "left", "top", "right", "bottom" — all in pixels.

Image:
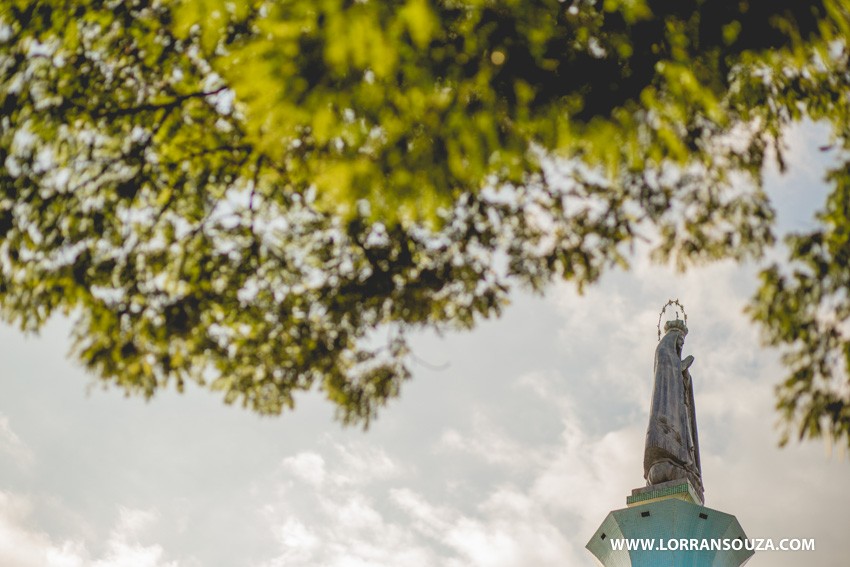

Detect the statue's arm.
[{"left": 682, "top": 355, "right": 694, "bottom": 388}]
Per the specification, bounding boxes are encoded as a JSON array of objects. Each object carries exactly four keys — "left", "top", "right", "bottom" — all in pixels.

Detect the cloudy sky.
[{"left": 1, "top": 123, "right": 848, "bottom": 567}]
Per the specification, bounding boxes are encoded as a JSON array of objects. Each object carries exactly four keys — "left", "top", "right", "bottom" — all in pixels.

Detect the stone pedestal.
[
  {"left": 627, "top": 478, "right": 704, "bottom": 507},
  {"left": 586, "top": 480, "right": 753, "bottom": 567}
]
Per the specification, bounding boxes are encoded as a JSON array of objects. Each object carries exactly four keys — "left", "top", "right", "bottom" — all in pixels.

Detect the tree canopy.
[{"left": 2, "top": 0, "right": 850, "bottom": 445}]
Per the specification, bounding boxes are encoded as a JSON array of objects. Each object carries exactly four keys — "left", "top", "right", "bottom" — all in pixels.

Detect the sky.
[{"left": 0, "top": 123, "right": 848, "bottom": 567}]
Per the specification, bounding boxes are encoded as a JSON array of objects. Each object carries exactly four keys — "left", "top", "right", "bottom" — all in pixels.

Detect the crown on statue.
[{"left": 657, "top": 299, "right": 689, "bottom": 341}]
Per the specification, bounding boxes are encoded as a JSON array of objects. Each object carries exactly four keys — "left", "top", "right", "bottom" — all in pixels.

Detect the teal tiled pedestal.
[{"left": 586, "top": 481, "right": 753, "bottom": 567}]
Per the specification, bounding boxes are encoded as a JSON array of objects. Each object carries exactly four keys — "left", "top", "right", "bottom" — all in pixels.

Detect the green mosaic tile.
[{"left": 627, "top": 483, "right": 691, "bottom": 505}]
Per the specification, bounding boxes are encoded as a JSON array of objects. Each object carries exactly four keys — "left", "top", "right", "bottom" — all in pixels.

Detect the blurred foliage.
[{"left": 1, "top": 0, "right": 849, "bottom": 441}]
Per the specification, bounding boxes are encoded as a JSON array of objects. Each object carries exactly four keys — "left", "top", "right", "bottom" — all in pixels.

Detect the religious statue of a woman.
[{"left": 644, "top": 318, "right": 704, "bottom": 503}]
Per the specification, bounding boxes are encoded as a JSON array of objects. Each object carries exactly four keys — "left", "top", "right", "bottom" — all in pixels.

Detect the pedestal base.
[
  {"left": 586, "top": 484, "right": 753, "bottom": 567},
  {"left": 627, "top": 478, "right": 704, "bottom": 507}
]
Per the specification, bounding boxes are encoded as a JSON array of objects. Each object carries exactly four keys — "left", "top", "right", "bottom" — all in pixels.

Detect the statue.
[{"left": 644, "top": 305, "right": 703, "bottom": 503}]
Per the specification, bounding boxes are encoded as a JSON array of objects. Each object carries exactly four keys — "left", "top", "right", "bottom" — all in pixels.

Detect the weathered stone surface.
[{"left": 644, "top": 319, "right": 703, "bottom": 503}]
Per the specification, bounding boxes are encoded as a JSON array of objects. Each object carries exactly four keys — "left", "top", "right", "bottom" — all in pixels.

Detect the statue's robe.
[{"left": 644, "top": 328, "right": 703, "bottom": 499}]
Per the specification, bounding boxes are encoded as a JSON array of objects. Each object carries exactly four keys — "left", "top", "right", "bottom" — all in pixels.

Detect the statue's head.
[
  {"left": 663, "top": 319, "right": 688, "bottom": 336},
  {"left": 663, "top": 319, "right": 688, "bottom": 354}
]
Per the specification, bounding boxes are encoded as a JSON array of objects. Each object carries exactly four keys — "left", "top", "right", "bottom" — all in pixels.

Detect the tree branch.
[{"left": 87, "top": 86, "right": 229, "bottom": 118}]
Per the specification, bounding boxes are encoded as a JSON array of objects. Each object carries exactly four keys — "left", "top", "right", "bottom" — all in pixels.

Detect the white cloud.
[
  {"left": 281, "top": 452, "right": 326, "bottom": 487},
  {"left": 258, "top": 443, "right": 433, "bottom": 567},
  {"left": 0, "top": 496, "right": 185, "bottom": 567},
  {"left": 257, "top": 489, "right": 436, "bottom": 567},
  {"left": 273, "top": 518, "right": 320, "bottom": 552},
  {"left": 0, "top": 413, "right": 34, "bottom": 467},
  {"left": 278, "top": 441, "right": 402, "bottom": 494},
  {"left": 436, "top": 410, "right": 543, "bottom": 468},
  {"left": 391, "top": 484, "right": 578, "bottom": 567},
  {"left": 91, "top": 507, "right": 178, "bottom": 567},
  {"left": 257, "top": 398, "right": 635, "bottom": 567},
  {"left": 0, "top": 490, "right": 67, "bottom": 567},
  {"left": 333, "top": 441, "right": 402, "bottom": 485}
]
